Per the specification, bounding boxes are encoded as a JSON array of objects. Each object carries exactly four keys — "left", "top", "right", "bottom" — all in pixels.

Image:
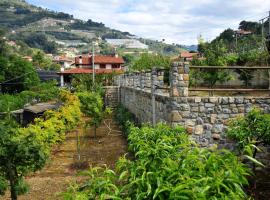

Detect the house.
[
  {"left": 53, "top": 55, "right": 74, "bottom": 69},
  {"left": 58, "top": 54, "right": 125, "bottom": 87},
  {"left": 22, "top": 56, "right": 33, "bottom": 62},
  {"left": 179, "top": 51, "right": 199, "bottom": 61},
  {"left": 235, "top": 29, "right": 252, "bottom": 36}
]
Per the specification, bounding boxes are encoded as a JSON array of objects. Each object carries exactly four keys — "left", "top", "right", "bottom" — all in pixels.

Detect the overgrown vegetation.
[
  {"left": 228, "top": 107, "right": 270, "bottom": 171},
  {"left": 0, "top": 90, "right": 81, "bottom": 200},
  {"left": 64, "top": 108, "right": 251, "bottom": 199}
]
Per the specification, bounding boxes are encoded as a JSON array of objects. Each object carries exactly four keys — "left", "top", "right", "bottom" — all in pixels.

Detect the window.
[
  {"left": 100, "top": 64, "right": 106, "bottom": 69},
  {"left": 112, "top": 64, "right": 119, "bottom": 69}
]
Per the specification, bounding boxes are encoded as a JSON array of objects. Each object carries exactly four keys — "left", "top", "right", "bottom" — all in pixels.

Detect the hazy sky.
[{"left": 26, "top": 0, "right": 270, "bottom": 45}]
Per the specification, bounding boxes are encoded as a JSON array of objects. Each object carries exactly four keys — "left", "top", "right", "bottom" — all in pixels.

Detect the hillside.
[{"left": 0, "top": 0, "right": 186, "bottom": 56}]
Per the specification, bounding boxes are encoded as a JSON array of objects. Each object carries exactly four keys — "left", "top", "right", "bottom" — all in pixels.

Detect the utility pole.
[{"left": 92, "top": 42, "right": 95, "bottom": 84}]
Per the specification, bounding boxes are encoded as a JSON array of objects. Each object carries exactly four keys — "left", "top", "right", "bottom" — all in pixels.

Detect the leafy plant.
[
  {"left": 227, "top": 107, "right": 270, "bottom": 171},
  {"left": 65, "top": 122, "right": 251, "bottom": 199},
  {"left": 77, "top": 91, "right": 110, "bottom": 138}
]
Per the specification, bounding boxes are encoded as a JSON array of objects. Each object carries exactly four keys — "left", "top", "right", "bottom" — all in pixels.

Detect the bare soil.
[{"left": 1, "top": 118, "right": 128, "bottom": 200}]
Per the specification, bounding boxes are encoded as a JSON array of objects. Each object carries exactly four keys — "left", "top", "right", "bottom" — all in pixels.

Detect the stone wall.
[
  {"left": 104, "top": 86, "right": 120, "bottom": 108},
  {"left": 117, "top": 63, "right": 270, "bottom": 164},
  {"left": 170, "top": 96, "right": 270, "bottom": 147},
  {"left": 120, "top": 87, "right": 170, "bottom": 123}
]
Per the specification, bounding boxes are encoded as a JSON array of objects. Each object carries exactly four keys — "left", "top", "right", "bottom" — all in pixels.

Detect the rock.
[
  {"left": 199, "top": 106, "right": 205, "bottom": 112},
  {"left": 210, "top": 114, "right": 217, "bottom": 123},
  {"left": 223, "top": 108, "right": 231, "bottom": 114},
  {"left": 194, "top": 97, "right": 201, "bottom": 103},
  {"left": 221, "top": 97, "right": 229, "bottom": 104},
  {"left": 209, "top": 97, "right": 218, "bottom": 103},
  {"left": 194, "top": 125, "right": 204, "bottom": 135},
  {"left": 172, "top": 87, "right": 179, "bottom": 97},
  {"left": 185, "top": 119, "right": 195, "bottom": 127},
  {"left": 191, "top": 106, "right": 199, "bottom": 112},
  {"left": 238, "top": 107, "right": 245, "bottom": 113},
  {"left": 212, "top": 124, "right": 223, "bottom": 133},
  {"left": 183, "top": 74, "right": 189, "bottom": 81},
  {"left": 205, "top": 103, "right": 215, "bottom": 108},
  {"left": 228, "top": 97, "right": 235, "bottom": 103},
  {"left": 204, "top": 124, "right": 212, "bottom": 130},
  {"left": 186, "top": 126, "right": 193, "bottom": 134},
  {"left": 179, "top": 104, "right": 190, "bottom": 111},
  {"left": 171, "top": 111, "right": 182, "bottom": 122},
  {"left": 196, "top": 117, "right": 204, "bottom": 124},
  {"left": 212, "top": 134, "right": 221, "bottom": 140},
  {"left": 235, "top": 97, "right": 244, "bottom": 104}
]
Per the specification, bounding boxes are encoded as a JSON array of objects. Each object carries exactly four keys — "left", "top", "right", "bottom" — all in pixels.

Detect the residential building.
[
  {"left": 179, "top": 51, "right": 200, "bottom": 61},
  {"left": 58, "top": 54, "right": 125, "bottom": 87}
]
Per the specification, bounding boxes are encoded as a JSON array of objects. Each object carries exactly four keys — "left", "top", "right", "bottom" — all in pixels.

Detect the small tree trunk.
[
  {"left": 94, "top": 124, "right": 97, "bottom": 139},
  {"left": 7, "top": 161, "right": 17, "bottom": 200}
]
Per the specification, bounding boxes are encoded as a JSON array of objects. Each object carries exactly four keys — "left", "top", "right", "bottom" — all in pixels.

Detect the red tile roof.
[
  {"left": 58, "top": 68, "right": 124, "bottom": 74},
  {"left": 180, "top": 52, "right": 199, "bottom": 58},
  {"left": 75, "top": 55, "right": 125, "bottom": 65}
]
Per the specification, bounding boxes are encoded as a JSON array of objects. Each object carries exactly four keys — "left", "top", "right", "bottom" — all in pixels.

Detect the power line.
[{"left": 0, "top": 71, "right": 35, "bottom": 85}]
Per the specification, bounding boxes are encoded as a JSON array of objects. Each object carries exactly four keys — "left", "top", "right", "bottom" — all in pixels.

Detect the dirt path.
[{"left": 1, "top": 119, "right": 128, "bottom": 200}]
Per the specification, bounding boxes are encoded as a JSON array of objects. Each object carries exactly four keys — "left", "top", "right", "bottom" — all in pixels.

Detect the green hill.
[{"left": 0, "top": 0, "right": 185, "bottom": 55}]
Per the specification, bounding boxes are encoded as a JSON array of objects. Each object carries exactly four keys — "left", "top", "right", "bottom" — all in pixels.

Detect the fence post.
[
  {"left": 169, "top": 62, "right": 189, "bottom": 97},
  {"left": 151, "top": 67, "right": 157, "bottom": 126}
]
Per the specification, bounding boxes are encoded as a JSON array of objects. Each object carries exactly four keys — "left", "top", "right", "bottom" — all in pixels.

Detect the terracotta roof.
[
  {"left": 58, "top": 68, "right": 124, "bottom": 75},
  {"left": 180, "top": 52, "right": 199, "bottom": 58},
  {"left": 75, "top": 55, "right": 125, "bottom": 65}
]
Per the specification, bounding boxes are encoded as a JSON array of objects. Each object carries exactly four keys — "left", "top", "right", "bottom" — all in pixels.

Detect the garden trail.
[{"left": 1, "top": 119, "right": 128, "bottom": 200}]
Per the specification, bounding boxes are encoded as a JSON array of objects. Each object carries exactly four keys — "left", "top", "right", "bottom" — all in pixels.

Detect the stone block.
[
  {"left": 212, "top": 134, "right": 221, "bottom": 140},
  {"left": 228, "top": 97, "right": 235, "bottom": 103},
  {"left": 194, "top": 97, "right": 201, "bottom": 103},
  {"left": 210, "top": 114, "right": 217, "bottom": 124},
  {"left": 186, "top": 126, "right": 194, "bottom": 134},
  {"left": 185, "top": 119, "right": 195, "bottom": 127},
  {"left": 179, "top": 104, "right": 190, "bottom": 111},
  {"left": 171, "top": 111, "right": 182, "bottom": 122},
  {"left": 209, "top": 97, "right": 218, "bottom": 103},
  {"left": 205, "top": 103, "right": 215, "bottom": 108},
  {"left": 183, "top": 74, "right": 189, "bottom": 81},
  {"left": 191, "top": 106, "right": 199, "bottom": 112},
  {"left": 194, "top": 125, "right": 204, "bottom": 135},
  {"left": 204, "top": 121, "right": 213, "bottom": 129},
  {"left": 212, "top": 124, "right": 223, "bottom": 133},
  {"left": 235, "top": 97, "right": 244, "bottom": 104},
  {"left": 196, "top": 117, "right": 204, "bottom": 124}
]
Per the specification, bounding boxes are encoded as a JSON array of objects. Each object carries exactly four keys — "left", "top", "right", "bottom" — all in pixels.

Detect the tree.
[
  {"left": 0, "top": 119, "right": 48, "bottom": 200},
  {"left": 0, "top": 55, "right": 40, "bottom": 93},
  {"left": 77, "top": 92, "right": 110, "bottom": 138},
  {"left": 227, "top": 108, "right": 270, "bottom": 171},
  {"left": 132, "top": 53, "right": 171, "bottom": 71}
]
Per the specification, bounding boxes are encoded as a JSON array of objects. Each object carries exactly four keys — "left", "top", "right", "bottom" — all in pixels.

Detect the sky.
[{"left": 26, "top": 0, "right": 270, "bottom": 45}]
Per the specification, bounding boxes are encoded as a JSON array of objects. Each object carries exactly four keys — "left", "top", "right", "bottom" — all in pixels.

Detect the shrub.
[{"left": 65, "top": 123, "right": 251, "bottom": 199}]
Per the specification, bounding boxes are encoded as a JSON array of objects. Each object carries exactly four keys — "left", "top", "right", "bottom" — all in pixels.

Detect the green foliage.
[
  {"left": 77, "top": 91, "right": 109, "bottom": 137},
  {"left": 114, "top": 104, "right": 138, "bottom": 136},
  {"left": 66, "top": 122, "right": 251, "bottom": 199},
  {"left": 228, "top": 108, "right": 270, "bottom": 161},
  {"left": 71, "top": 74, "right": 113, "bottom": 93},
  {"left": 32, "top": 50, "right": 60, "bottom": 70},
  {"left": 132, "top": 53, "right": 171, "bottom": 71},
  {"left": 22, "top": 33, "right": 58, "bottom": 54},
  {"left": 0, "top": 81, "right": 59, "bottom": 112},
  {"left": 0, "top": 119, "right": 48, "bottom": 199},
  {"left": 0, "top": 55, "right": 40, "bottom": 93}
]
